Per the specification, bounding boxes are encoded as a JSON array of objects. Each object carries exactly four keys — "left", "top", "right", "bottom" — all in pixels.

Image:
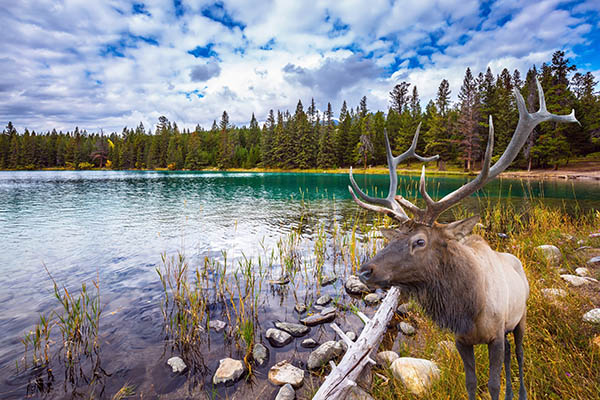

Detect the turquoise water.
[{"left": 0, "top": 170, "right": 598, "bottom": 398}]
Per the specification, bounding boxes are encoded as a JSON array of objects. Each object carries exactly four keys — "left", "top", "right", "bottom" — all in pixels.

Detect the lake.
[{"left": 1, "top": 170, "right": 599, "bottom": 399}]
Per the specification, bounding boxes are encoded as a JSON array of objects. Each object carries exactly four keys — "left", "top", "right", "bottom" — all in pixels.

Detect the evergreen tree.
[
  {"left": 436, "top": 79, "right": 451, "bottom": 116},
  {"left": 317, "top": 103, "right": 337, "bottom": 168},
  {"left": 458, "top": 67, "right": 480, "bottom": 170},
  {"left": 390, "top": 82, "right": 411, "bottom": 114}
]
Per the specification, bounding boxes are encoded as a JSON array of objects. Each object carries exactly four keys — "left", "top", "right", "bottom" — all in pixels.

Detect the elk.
[{"left": 348, "top": 79, "right": 578, "bottom": 400}]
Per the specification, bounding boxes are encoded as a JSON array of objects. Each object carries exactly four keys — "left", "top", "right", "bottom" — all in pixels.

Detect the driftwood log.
[{"left": 312, "top": 286, "right": 401, "bottom": 400}]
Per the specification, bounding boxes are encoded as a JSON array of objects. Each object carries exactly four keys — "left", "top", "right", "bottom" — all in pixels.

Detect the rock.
[
  {"left": 270, "top": 276, "right": 290, "bottom": 285},
  {"left": 266, "top": 328, "right": 293, "bottom": 347},
  {"left": 497, "top": 232, "right": 508, "bottom": 239},
  {"left": 307, "top": 341, "right": 344, "bottom": 370},
  {"left": 364, "top": 293, "right": 381, "bottom": 305},
  {"left": 209, "top": 319, "right": 226, "bottom": 332},
  {"left": 541, "top": 288, "right": 567, "bottom": 300},
  {"left": 213, "top": 358, "right": 244, "bottom": 385},
  {"left": 590, "top": 233, "right": 600, "bottom": 238},
  {"left": 390, "top": 357, "right": 441, "bottom": 396},
  {"left": 300, "top": 308, "right": 336, "bottom": 326},
  {"left": 435, "top": 340, "right": 457, "bottom": 357},
  {"left": 345, "top": 275, "right": 371, "bottom": 295},
  {"left": 399, "top": 322, "right": 416, "bottom": 336},
  {"left": 536, "top": 245, "right": 562, "bottom": 265},
  {"left": 346, "top": 331, "right": 357, "bottom": 341},
  {"left": 588, "top": 256, "right": 600, "bottom": 265},
  {"left": 583, "top": 308, "right": 600, "bottom": 324},
  {"left": 274, "top": 321, "right": 310, "bottom": 337},
  {"left": 346, "top": 386, "right": 375, "bottom": 400},
  {"left": 301, "top": 338, "right": 319, "bottom": 348},
  {"left": 167, "top": 356, "right": 187, "bottom": 373},
  {"left": 560, "top": 274, "right": 598, "bottom": 287},
  {"left": 253, "top": 343, "right": 268, "bottom": 366},
  {"left": 320, "top": 275, "right": 337, "bottom": 286},
  {"left": 376, "top": 350, "right": 399, "bottom": 367},
  {"left": 275, "top": 383, "right": 296, "bottom": 400},
  {"left": 575, "top": 267, "right": 590, "bottom": 277},
  {"left": 396, "top": 303, "right": 410, "bottom": 316},
  {"left": 268, "top": 360, "right": 305, "bottom": 388},
  {"left": 294, "top": 303, "right": 307, "bottom": 314},
  {"left": 561, "top": 233, "right": 575, "bottom": 242},
  {"left": 316, "top": 294, "right": 332, "bottom": 306}
]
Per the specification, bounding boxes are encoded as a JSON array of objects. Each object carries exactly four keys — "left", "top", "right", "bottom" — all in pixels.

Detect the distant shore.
[{"left": 3, "top": 161, "right": 600, "bottom": 181}]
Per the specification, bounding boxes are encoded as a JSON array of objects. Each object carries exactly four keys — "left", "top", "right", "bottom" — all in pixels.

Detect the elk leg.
[
  {"left": 456, "top": 341, "right": 477, "bottom": 400},
  {"left": 504, "top": 335, "right": 513, "bottom": 400},
  {"left": 487, "top": 335, "right": 504, "bottom": 400},
  {"left": 514, "top": 318, "right": 527, "bottom": 399}
]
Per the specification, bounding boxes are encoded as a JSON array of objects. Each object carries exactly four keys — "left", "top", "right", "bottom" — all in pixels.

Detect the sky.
[{"left": 1, "top": 0, "right": 599, "bottom": 134}]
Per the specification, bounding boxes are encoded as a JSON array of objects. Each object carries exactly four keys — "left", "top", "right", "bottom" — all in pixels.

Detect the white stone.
[
  {"left": 376, "top": 350, "right": 399, "bottom": 367},
  {"left": 275, "top": 383, "right": 296, "bottom": 400},
  {"left": 345, "top": 331, "right": 357, "bottom": 341},
  {"left": 399, "top": 322, "right": 416, "bottom": 336},
  {"left": 268, "top": 360, "right": 305, "bottom": 388},
  {"left": 213, "top": 358, "right": 244, "bottom": 385},
  {"left": 253, "top": 343, "right": 268, "bottom": 365},
  {"left": 364, "top": 293, "right": 381, "bottom": 305},
  {"left": 588, "top": 256, "right": 600, "bottom": 265},
  {"left": 266, "top": 328, "right": 293, "bottom": 347},
  {"left": 536, "top": 245, "right": 562, "bottom": 265},
  {"left": 209, "top": 319, "right": 226, "bottom": 332},
  {"left": 316, "top": 294, "right": 332, "bottom": 306},
  {"left": 391, "top": 357, "right": 441, "bottom": 396},
  {"left": 583, "top": 308, "right": 600, "bottom": 324},
  {"left": 541, "top": 288, "right": 567, "bottom": 300},
  {"left": 575, "top": 267, "right": 590, "bottom": 277},
  {"left": 560, "top": 274, "right": 598, "bottom": 287},
  {"left": 167, "top": 356, "right": 187, "bottom": 373}
]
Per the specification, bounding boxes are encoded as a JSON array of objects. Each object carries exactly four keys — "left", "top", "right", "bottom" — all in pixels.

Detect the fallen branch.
[{"left": 312, "top": 286, "right": 401, "bottom": 400}]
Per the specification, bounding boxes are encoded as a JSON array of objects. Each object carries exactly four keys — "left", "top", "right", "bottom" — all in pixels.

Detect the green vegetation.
[{"left": 2, "top": 51, "right": 599, "bottom": 172}]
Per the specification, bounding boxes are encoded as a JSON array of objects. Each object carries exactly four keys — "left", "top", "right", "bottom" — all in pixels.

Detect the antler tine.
[
  {"left": 416, "top": 77, "right": 578, "bottom": 226},
  {"left": 348, "top": 124, "right": 439, "bottom": 222}
]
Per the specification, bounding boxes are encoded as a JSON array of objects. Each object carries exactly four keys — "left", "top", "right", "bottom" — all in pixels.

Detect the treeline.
[{"left": 1, "top": 51, "right": 599, "bottom": 171}]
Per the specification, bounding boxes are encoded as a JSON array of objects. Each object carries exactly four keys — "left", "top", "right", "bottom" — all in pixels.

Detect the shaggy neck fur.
[{"left": 409, "top": 240, "right": 484, "bottom": 335}]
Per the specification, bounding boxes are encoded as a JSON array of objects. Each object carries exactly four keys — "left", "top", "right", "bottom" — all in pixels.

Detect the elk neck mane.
[{"left": 411, "top": 235, "right": 485, "bottom": 335}]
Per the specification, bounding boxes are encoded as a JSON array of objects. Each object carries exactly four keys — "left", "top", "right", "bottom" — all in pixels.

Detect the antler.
[
  {"left": 403, "top": 77, "right": 579, "bottom": 225},
  {"left": 348, "top": 123, "right": 439, "bottom": 221}
]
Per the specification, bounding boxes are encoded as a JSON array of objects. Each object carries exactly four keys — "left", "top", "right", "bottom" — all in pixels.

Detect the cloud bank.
[{"left": 0, "top": 0, "right": 599, "bottom": 132}]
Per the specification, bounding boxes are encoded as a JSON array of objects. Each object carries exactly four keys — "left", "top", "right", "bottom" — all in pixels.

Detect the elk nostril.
[{"left": 359, "top": 267, "right": 373, "bottom": 281}]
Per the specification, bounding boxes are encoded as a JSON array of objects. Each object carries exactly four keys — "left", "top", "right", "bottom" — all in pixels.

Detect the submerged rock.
[
  {"left": 266, "top": 328, "right": 293, "bottom": 347},
  {"left": 307, "top": 341, "right": 344, "bottom": 370},
  {"left": 345, "top": 275, "right": 371, "bottom": 295},
  {"left": 320, "top": 275, "right": 337, "bottom": 286},
  {"left": 275, "top": 321, "right": 310, "bottom": 337},
  {"left": 560, "top": 274, "right": 598, "bottom": 287},
  {"left": 209, "top": 319, "right": 226, "bottom": 332},
  {"left": 300, "top": 308, "right": 336, "bottom": 326},
  {"left": 294, "top": 303, "right": 307, "bottom": 314},
  {"left": 253, "top": 343, "right": 268, "bottom": 366},
  {"left": 167, "top": 356, "right": 187, "bottom": 373},
  {"left": 399, "top": 322, "right": 416, "bottom": 336},
  {"left": 270, "top": 276, "right": 290, "bottom": 285},
  {"left": 275, "top": 383, "right": 296, "bottom": 400},
  {"left": 213, "top": 358, "right": 244, "bottom": 385},
  {"left": 583, "top": 308, "right": 600, "bottom": 324},
  {"left": 316, "top": 294, "right": 332, "bottom": 306},
  {"left": 301, "top": 338, "right": 319, "bottom": 348},
  {"left": 391, "top": 357, "right": 440, "bottom": 396},
  {"left": 268, "top": 360, "right": 305, "bottom": 388},
  {"left": 536, "top": 245, "right": 562, "bottom": 265}
]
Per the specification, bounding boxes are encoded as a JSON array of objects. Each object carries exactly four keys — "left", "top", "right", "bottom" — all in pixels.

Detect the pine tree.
[
  {"left": 390, "top": 82, "right": 411, "bottom": 114},
  {"left": 317, "top": 103, "right": 337, "bottom": 168},
  {"left": 458, "top": 67, "right": 480, "bottom": 170},
  {"left": 436, "top": 79, "right": 451, "bottom": 116}
]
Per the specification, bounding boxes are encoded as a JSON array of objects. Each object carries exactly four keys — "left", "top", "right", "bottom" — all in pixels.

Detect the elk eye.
[{"left": 414, "top": 239, "right": 426, "bottom": 248}]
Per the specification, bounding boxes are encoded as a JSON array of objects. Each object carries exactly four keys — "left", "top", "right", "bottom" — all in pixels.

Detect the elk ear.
[
  {"left": 445, "top": 215, "right": 480, "bottom": 240},
  {"left": 380, "top": 228, "right": 407, "bottom": 242}
]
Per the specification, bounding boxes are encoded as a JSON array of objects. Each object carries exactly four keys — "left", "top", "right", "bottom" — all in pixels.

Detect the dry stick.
[{"left": 312, "top": 286, "right": 401, "bottom": 400}]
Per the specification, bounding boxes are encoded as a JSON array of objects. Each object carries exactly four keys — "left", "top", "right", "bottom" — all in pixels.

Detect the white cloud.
[{"left": 0, "top": 0, "right": 598, "bottom": 133}]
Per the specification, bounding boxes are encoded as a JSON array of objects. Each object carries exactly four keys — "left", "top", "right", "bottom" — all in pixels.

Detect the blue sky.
[{"left": 1, "top": 0, "right": 599, "bottom": 133}]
